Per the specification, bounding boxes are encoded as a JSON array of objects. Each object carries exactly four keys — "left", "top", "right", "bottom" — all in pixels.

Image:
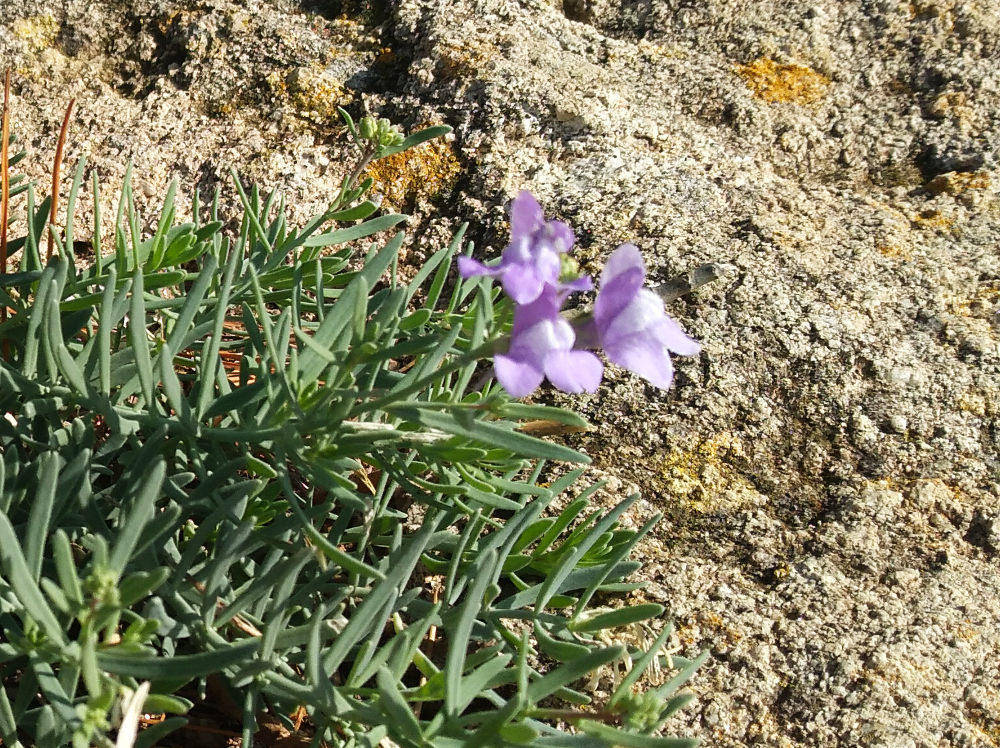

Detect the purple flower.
[
  {"left": 494, "top": 286, "right": 603, "bottom": 398},
  {"left": 458, "top": 191, "right": 590, "bottom": 305},
  {"left": 593, "top": 244, "right": 700, "bottom": 389}
]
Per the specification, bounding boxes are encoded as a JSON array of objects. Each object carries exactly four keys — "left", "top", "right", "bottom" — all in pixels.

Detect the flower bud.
[
  {"left": 558, "top": 253, "right": 581, "bottom": 283},
  {"left": 359, "top": 116, "right": 376, "bottom": 141}
]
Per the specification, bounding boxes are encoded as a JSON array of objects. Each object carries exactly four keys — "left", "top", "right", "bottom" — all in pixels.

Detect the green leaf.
[
  {"left": 454, "top": 653, "right": 513, "bottom": 713},
  {"left": 0, "top": 513, "right": 65, "bottom": 645},
  {"left": 398, "top": 409, "right": 589, "bottom": 464},
  {"left": 52, "top": 530, "right": 83, "bottom": 606},
  {"left": 445, "top": 549, "right": 497, "bottom": 717},
  {"left": 323, "top": 516, "right": 441, "bottom": 673},
  {"left": 203, "top": 381, "right": 268, "bottom": 421},
  {"left": 534, "top": 623, "right": 591, "bottom": 663},
  {"left": 526, "top": 646, "right": 624, "bottom": 704},
  {"left": 24, "top": 452, "right": 60, "bottom": 580},
  {"left": 398, "top": 308, "right": 431, "bottom": 331},
  {"left": 98, "top": 637, "right": 260, "bottom": 680},
  {"left": 376, "top": 667, "right": 422, "bottom": 742},
  {"left": 298, "top": 516, "right": 386, "bottom": 582},
  {"left": 142, "top": 694, "right": 193, "bottom": 715},
  {"left": 652, "top": 651, "right": 708, "bottom": 702},
  {"left": 128, "top": 269, "right": 156, "bottom": 406},
  {"left": 378, "top": 125, "right": 452, "bottom": 158},
  {"left": 576, "top": 721, "right": 698, "bottom": 748},
  {"left": 301, "top": 214, "right": 406, "bottom": 249},
  {"left": 119, "top": 568, "right": 171, "bottom": 607},
  {"left": 569, "top": 604, "right": 665, "bottom": 634},
  {"left": 108, "top": 457, "right": 166, "bottom": 575},
  {"left": 498, "top": 723, "right": 539, "bottom": 743},
  {"left": 327, "top": 201, "right": 378, "bottom": 222}
]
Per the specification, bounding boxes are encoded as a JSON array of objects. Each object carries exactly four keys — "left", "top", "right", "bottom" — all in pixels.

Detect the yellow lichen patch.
[
  {"left": 635, "top": 40, "right": 686, "bottom": 61},
  {"left": 365, "top": 138, "right": 461, "bottom": 210},
  {"left": 957, "top": 389, "right": 996, "bottom": 417},
  {"left": 268, "top": 65, "right": 352, "bottom": 125},
  {"left": 910, "top": 208, "right": 956, "bottom": 231},
  {"left": 925, "top": 170, "right": 992, "bottom": 196},
  {"left": 655, "top": 433, "right": 762, "bottom": 514},
  {"left": 945, "top": 281, "right": 999, "bottom": 322},
  {"left": 12, "top": 14, "right": 59, "bottom": 53},
  {"left": 875, "top": 242, "right": 914, "bottom": 260},
  {"left": 736, "top": 58, "right": 830, "bottom": 104},
  {"left": 676, "top": 610, "right": 743, "bottom": 649},
  {"left": 928, "top": 91, "right": 973, "bottom": 122},
  {"left": 435, "top": 41, "right": 494, "bottom": 81}
]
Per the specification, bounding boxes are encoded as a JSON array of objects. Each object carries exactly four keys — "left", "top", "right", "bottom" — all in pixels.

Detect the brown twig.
[
  {"left": 47, "top": 98, "right": 75, "bottom": 262},
  {"left": 1, "top": 70, "right": 10, "bottom": 360}
]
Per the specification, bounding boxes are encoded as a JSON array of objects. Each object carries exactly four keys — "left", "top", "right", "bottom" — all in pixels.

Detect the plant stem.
[
  {"left": 345, "top": 144, "right": 377, "bottom": 193},
  {"left": 1, "top": 70, "right": 10, "bottom": 360},
  {"left": 526, "top": 707, "right": 622, "bottom": 724},
  {"left": 48, "top": 99, "right": 75, "bottom": 262}
]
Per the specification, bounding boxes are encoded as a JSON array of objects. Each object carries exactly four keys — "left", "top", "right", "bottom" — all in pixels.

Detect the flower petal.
[
  {"left": 534, "top": 245, "right": 563, "bottom": 287},
  {"left": 547, "top": 220, "right": 575, "bottom": 254},
  {"left": 544, "top": 350, "right": 603, "bottom": 393},
  {"left": 457, "top": 255, "right": 499, "bottom": 279},
  {"left": 604, "top": 335, "right": 675, "bottom": 389},
  {"left": 509, "top": 192, "right": 544, "bottom": 252},
  {"left": 510, "top": 286, "right": 563, "bottom": 336},
  {"left": 599, "top": 243, "right": 646, "bottom": 288},
  {"left": 595, "top": 244, "right": 645, "bottom": 326},
  {"left": 653, "top": 316, "right": 701, "bottom": 356},
  {"left": 494, "top": 354, "right": 544, "bottom": 398},
  {"left": 560, "top": 274, "right": 594, "bottom": 293},
  {"left": 512, "top": 317, "right": 575, "bottom": 363},
  {"left": 602, "top": 289, "right": 666, "bottom": 345},
  {"left": 501, "top": 263, "right": 545, "bottom": 305}
]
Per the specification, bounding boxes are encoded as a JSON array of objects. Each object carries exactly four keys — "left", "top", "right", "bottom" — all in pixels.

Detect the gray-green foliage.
[{"left": 0, "top": 125, "right": 702, "bottom": 747}]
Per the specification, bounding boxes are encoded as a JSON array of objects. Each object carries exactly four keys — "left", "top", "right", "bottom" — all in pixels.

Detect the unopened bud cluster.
[{"left": 358, "top": 116, "right": 405, "bottom": 148}]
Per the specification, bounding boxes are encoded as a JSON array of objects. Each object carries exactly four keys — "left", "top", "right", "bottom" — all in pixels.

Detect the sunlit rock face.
[{"left": 2, "top": 0, "right": 998, "bottom": 743}]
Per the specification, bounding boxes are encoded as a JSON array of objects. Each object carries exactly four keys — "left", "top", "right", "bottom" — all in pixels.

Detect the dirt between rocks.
[{"left": 1, "top": 0, "right": 999, "bottom": 745}]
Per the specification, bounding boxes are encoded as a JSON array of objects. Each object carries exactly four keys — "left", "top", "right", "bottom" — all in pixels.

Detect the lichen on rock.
[
  {"left": 365, "top": 136, "right": 461, "bottom": 210},
  {"left": 736, "top": 58, "right": 831, "bottom": 104}
]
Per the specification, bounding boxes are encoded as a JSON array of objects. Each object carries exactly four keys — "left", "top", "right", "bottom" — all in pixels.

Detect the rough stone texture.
[{"left": 2, "top": 0, "right": 999, "bottom": 745}]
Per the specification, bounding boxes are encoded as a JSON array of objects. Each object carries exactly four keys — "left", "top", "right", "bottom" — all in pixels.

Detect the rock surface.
[{"left": 2, "top": 0, "right": 999, "bottom": 745}]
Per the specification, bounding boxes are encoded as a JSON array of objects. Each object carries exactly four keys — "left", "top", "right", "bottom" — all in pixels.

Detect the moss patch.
[{"left": 736, "top": 58, "right": 830, "bottom": 104}]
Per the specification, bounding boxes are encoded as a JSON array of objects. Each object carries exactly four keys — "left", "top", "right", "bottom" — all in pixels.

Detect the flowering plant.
[
  {"left": 459, "top": 192, "right": 701, "bottom": 397},
  {"left": 0, "top": 94, "right": 705, "bottom": 747}
]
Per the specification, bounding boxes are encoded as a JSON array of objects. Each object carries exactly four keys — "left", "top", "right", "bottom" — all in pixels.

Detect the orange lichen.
[
  {"left": 947, "top": 281, "right": 999, "bottom": 324},
  {"left": 736, "top": 58, "right": 830, "bottom": 104},
  {"left": 365, "top": 137, "right": 461, "bottom": 209}
]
